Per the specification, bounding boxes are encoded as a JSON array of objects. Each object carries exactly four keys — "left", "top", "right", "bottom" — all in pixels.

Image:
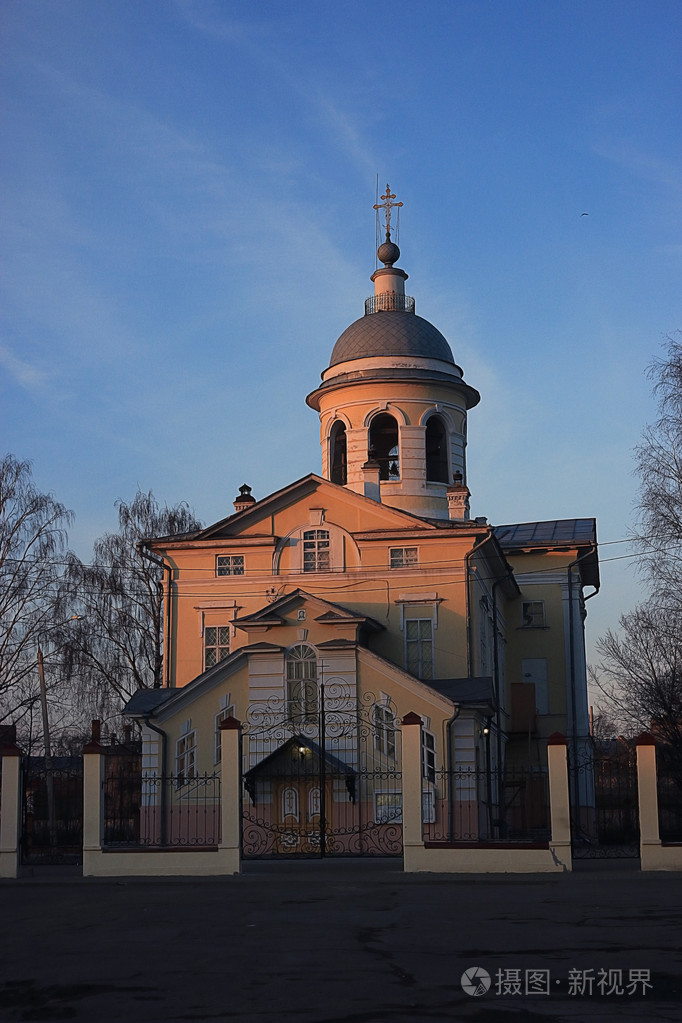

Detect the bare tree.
[
  {"left": 60, "top": 490, "right": 201, "bottom": 721},
  {"left": 0, "top": 454, "right": 73, "bottom": 728},
  {"left": 634, "top": 332, "right": 682, "bottom": 598},
  {"left": 595, "top": 602, "right": 682, "bottom": 754}
]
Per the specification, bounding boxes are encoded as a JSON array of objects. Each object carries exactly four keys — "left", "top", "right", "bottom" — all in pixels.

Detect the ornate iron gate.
[
  {"left": 21, "top": 756, "right": 83, "bottom": 866},
  {"left": 241, "top": 682, "right": 402, "bottom": 858},
  {"left": 569, "top": 744, "right": 639, "bottom": 861}
]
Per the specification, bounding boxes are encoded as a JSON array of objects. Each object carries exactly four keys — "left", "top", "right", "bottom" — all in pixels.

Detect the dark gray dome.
[{"left": 329, "top": 311, "right": 455, "bottom": 367}]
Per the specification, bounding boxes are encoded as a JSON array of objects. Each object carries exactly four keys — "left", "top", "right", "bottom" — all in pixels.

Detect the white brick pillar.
[
  {"left": 400, "top": 712, "right": 425, "bottom": 871},
  {"left": 0, "top": 740, "right": 23, "bottom": 879},
  {"left": 636, "top": 733, "right": 661, "bottom": 867},
  {"left": 218, "top": 716, "right": 242, "bottom": 874},
  {"left": 547, "top": 732, "right": 572, "bottom": 871}
]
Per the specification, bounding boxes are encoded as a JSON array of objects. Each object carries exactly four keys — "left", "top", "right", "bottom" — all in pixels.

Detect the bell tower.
[{"left": 306, "top": 187, "right": 480, "bottom": 520}]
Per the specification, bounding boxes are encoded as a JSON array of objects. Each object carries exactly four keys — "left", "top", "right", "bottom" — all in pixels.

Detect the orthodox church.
[{"left": 124, "top": 188, "right": 598, "bottom": 850}]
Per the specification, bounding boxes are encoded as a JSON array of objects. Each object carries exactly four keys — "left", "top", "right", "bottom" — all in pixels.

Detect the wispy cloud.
[
  {"left": 594, "top": 139, "right": 682, "bottom": 196},
  {"left": 0, "top": 344, "right": 47, "bottom": 391},
  {"left": 174, "top": 0, "right": 379, "bottom": 177}
]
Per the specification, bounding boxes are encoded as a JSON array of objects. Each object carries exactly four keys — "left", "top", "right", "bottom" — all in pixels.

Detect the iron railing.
[
  {"left": 423, "top": 766, "right": 550, "bottom": 845},
  {"left": 103, "top": 771, "right": 221, "bottom": 848},
  {"left": 364, "top": 294, "right": 415, "bottom": 315}
]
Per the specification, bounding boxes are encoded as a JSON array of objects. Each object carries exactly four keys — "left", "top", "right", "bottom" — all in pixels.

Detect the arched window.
[
  {"left": 330, "top": 421, "right": 347, "bottom": 485},
  {"left": 308, "top": 787, "right": 321, "bottom": 821},
  {"left": 369, "top": 413, "right": 400, "bottom": 480},
  {"left": 281, "top": 786, "right": 299, "bottom": 822},
  {"left": 425, "top": 416, "right": 449, "bottom": 483},
  {"left": 286, "top": 644, "right": 318, "bottom": 722}
]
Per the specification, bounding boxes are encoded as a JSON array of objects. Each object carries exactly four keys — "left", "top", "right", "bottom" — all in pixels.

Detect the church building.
[{"left": 124, "top": 188, "right": 598, "bottom": 853}]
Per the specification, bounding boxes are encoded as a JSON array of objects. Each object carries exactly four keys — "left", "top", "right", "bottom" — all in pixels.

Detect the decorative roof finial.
[{"left": 373, "top": 184, "right": 403, "bottom": 242}]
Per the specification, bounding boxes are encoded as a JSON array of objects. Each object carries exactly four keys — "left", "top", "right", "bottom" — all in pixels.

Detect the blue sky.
[{"left": 1, "top": 0, "right": 680, "bottom": 674}]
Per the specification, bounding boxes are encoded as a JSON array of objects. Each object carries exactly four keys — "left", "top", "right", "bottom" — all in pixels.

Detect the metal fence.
[
  {"left": 21, "top": 757, "right": 84, "bottom": 866},
  {"left": 657, "top": 754, "right": 682, "bottom": 842},
  {"left": 569, "top": 748, "right": 640, "bottom": 859},
  {"left": 423, "top": 766, "right": 550, "bottom": 845},
  {"left": 103, "top": 771, "right": 221, "bottom": 848}
]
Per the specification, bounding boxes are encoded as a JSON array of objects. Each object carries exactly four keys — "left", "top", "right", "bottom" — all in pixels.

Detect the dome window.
[
  {"left": 426, "top": 416, "right": 449, "bottom": 483},
  {"left": 369, "top": 413, "right": 400, "bottom": 481}
]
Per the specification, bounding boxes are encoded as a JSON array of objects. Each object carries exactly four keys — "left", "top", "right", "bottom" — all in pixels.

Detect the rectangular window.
[
  {"left": 374, "top": 704, "right": 397, "bottom": 759},
  {"left": 422, "top": 730, "right": 436, "bottom": 783},
  {"left": 176, "top": 731, "right": 196, "bottom": 788},
  {"left": 205, "top": 626, "right": 230, "bottom": 668},
  {"left": 214, "top": 705, "right": 235, "bottom": 763},
  {"left": 216, "top": 555, "right": 244, "bottom": 576},
  {"left": 375, "top": 791, "right": 402, "bottom": 824},
  {"left": 405, "top": 619, "right": 434, "bottom": 679},
  {"left": 422, "top": 789, "right": 436, "bottom": 824},
  {"left": 390, "top": 547, "right": 418, "bottom": 569},
  {"left": 522, "top": 600, "right": 546, "bottom": 628},
  {"left": 303, "top": 529, "right": 330, "bottom": 572}
]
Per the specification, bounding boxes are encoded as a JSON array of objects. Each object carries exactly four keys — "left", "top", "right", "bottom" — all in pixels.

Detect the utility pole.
[{"left": 37, "top": 646, "right": 56, "bottom": 851}]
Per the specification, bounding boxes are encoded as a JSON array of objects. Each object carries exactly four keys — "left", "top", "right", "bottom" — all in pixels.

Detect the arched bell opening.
[
  {"left": 425, "top": 415, "right": 449, "bottom": 483},
  {"left": 369, "top": 413, "right": 400, "bottom": 481},
  {"left": 330, "top": 421, "right": 347, "bottom": 485}
]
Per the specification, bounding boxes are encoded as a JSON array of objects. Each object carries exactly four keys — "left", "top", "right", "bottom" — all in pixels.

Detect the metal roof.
[
  {"left": 427, "top": 676, "right": 496, "bottom": 709},
  {"left": 494, "top": 519, "right": 596, "bottom": 548},
  {"left": 329, "top": 310, "right": 455, "bottom": 366}
]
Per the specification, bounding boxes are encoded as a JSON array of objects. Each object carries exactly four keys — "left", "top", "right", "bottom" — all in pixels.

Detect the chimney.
[
  {"left": 447, "top": 472, "right": 471, "bottom": 521},
  {"left": 362, "top": 454, "right": 381, "bottom": 503},
  {"left": 233, "top": 484, "right": 256, "bottom": 513}
]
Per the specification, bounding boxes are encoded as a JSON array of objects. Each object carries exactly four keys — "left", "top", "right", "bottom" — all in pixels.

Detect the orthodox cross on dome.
[{"left": 373, "top": 184, "right": 403, "bottom": 241}]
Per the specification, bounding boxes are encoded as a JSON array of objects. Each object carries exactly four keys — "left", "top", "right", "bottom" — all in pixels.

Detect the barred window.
[
  {"left": 390, "top": 547, "right": 418, "bottom": 569},
  {"left": 205, "top": 626, "right": 230, "bottom": 669},
  {"left": 375, "top": 791, "right": 402, "bottom": 823},
  {"left": 303, "top": 530, "right": 330, "bottom": 573},
  {"left": 216, "top": 555, "right": 244, "bottom": 576}
]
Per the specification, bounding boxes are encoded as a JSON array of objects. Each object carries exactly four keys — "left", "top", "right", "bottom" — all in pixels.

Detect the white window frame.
[
  {"left": 176, "top": 731, "right": 197, "bottom": 788},
  {"left": 373, "top": 703, "right": 397, "bottom": 759},
  {"left": 308, "top": 787, "right": 321, "bottom": 821},
  {"left": 422, "top": 729, "right": 436, "bottom": 783},
  {"left": 389, "top": 546, "right": 418, "bottom": 569},
  {"left": 204, "top": 625, "right": 230, "bottom": 669},
  {"left": 281, "top": 786, "right": 300, "bottom": 822},
  {"left": 522, "top": 600, "right": 546, "bottom": 628},
  {"left": 216, "top": 555, "right": 244, "bottom": 576},
  {"left": 214, "top": 704, "right": 235, "bottom": 764},
  {"left": 286, "top": 644, "right": 318, "bottom": 722},
  {"left": 422, "top": 789, "right": 436, "bottom": 824},
  {"left": 405, "top": 618, "right": 434, "bottom": 679},
  {"left": 302, "top": 529, "right": 331, "bottom": 573}
]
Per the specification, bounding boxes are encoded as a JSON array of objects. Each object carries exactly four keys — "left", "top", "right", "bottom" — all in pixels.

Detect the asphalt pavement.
[{"left": 2, "top": 859, "right": 681, "bottom": 1022}]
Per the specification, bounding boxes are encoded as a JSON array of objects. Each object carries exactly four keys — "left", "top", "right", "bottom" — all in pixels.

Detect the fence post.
[
  {"left": 82, "top": 732, "right": 104, "bottom": 876},
  {"left": 635, "top": 733, "right": 661, "bottom": 869},
  {"left": 546, "top": 733, "right": 572, "bottom": 871},
  {"left": 0, "top": 736, "right": 23, "bottom": 879},
  {"left": 400, "top": 712, "right": 425, "bottom": 872},
  {"left": 218, "top": 716, "right": 241, "bottom": 874}
]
